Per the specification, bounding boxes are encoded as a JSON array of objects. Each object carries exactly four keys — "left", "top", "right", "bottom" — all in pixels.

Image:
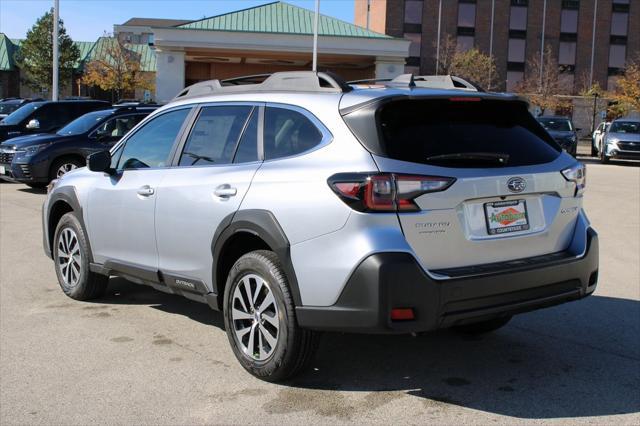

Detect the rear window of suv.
[{"left": 343, "top": 98, "right": 561, "bottom": 168}]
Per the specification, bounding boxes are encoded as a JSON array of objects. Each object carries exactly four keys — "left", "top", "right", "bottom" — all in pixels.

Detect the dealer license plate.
[{"left": 484, "top": 200, "right": 530, "bottom": 235}]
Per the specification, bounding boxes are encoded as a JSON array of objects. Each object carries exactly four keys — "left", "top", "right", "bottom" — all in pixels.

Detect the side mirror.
[
  {"left": 26, "top": 119, "right": 40, "bottom": 130},
  {"left": 87, "top": 150, "right": 112, "bottom": 174}
]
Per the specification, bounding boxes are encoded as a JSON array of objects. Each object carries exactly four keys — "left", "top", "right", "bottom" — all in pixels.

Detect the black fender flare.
[
  {"left": 45, "top": 186, "right": 94, "bottom": 263},
  {"left": 211, "top": 209, "right": 302, "bottom": 307}
]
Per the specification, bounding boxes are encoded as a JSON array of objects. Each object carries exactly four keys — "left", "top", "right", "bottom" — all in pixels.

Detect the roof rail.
[
  {"left": 414, "top": 75, "right": 482, "bottom": 91},
  {"left": 173, "top": 71, "right": 352, "bottom": 101},
  {"left": 347, "top": 74, "right": 482, "bottom": 92}
]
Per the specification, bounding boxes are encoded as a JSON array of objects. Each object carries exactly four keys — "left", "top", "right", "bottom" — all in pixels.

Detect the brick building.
[{"left": 356, "top": 0, "right": 639, "bottom": 93}]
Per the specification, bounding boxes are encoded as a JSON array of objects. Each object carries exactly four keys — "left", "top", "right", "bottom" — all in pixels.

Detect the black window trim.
[
  {"left": 112, "top": 105, "right": 196, "bottom": 172},
  {"left": 169, "top": 101, "right": 263, "bottom": 168},
  {"left": 262, "top": 102, "right": 333, "bottom": 163}
]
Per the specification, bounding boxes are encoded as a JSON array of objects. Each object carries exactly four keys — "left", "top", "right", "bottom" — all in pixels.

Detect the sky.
[{"left": 0, "top": 0, "right": 356, "bottom": 42}]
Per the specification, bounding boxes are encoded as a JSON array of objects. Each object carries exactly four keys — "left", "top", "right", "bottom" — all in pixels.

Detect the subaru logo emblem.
[{"left": 507, "top": 177, "right": 526, "bottom": 193}]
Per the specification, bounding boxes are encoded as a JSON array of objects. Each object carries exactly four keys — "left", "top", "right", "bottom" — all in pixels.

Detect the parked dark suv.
[
  {"left": 0, "top": 106, "right": 156, "bottom": 187},
  {"left": 536, "top": 116, "right": 579, "bottom": 157},
  {"left": 0, "top": 100, "right": 110, "bottom": 143},
  {"left": 0, "top": 98, "right": 44, "bottom": 119}
]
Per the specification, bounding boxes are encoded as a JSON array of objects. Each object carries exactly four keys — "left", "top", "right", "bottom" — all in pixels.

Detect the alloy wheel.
[
  {"left": 57, "top": 163, "right": 78, "bottom": 178},
  {"left": 231, "top": 274, "right": 280, "bottom": 361},
  {"left": 57, "top": 228, "right": 81, "bottom": 287}
]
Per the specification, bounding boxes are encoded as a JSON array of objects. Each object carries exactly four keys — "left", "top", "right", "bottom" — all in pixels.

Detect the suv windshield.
[
  {"left": 57, "top": 110, "right": 111, "bottom": 136},
  {"left": 609, "top": 121, "right": 640, "bottom": 134},
  {"left": 0, "top": 102, "right": 45, "bottom": 125},
  {"left": 344, "top": 98, "right": 561, "bottom": 168},
  {"left": 537, "top": 117, "right": 573, "bottom": 132},
  {"left": 0, "top": 102, "right": 22, "bottom": 116}
]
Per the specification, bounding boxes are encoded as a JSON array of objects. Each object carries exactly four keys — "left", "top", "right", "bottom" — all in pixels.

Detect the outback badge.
[{"left": 507, "top": 177, "right": 526, "bottom": 193}]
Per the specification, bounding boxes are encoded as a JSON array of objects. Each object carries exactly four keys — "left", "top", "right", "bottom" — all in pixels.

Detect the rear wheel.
[
  {"left": 223, "top": 250, "right": 319, "bottom": 382},
  {"left": 53, "top": 212, "right": 108, "bottom": 300},
  {"left": 591, "top": 142, "right": 598, "bottom": 157},
  {"left": 453, "top": 316, "right": 512, "bottom": 335},
  {"left": 599, "top": 144, "right": 610, "bottom": 164}
]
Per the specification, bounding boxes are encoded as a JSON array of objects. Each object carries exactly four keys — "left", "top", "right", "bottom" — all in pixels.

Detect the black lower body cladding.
[{"left": 296, "top": 228, "right": 599, "bottom": 334}]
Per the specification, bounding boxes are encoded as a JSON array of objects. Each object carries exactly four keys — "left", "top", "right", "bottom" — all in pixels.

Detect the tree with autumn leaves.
[
  {"left": 81, "top": 37, "right": 154, "bottom": 102},
  {"left": 609, "top": 57, "right": 640, "bottom": 115}
]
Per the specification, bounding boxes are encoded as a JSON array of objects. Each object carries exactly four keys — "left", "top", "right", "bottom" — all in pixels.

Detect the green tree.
[
  {"left": 14, "top": 9, "right": 79, "bottom": 96},
  {"left": 435, "top": 34, "right": 498, "bottom": 90}
]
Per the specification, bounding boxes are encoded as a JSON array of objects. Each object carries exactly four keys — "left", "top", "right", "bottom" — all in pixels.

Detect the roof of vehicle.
[
  {"left": 537, "top": 116, "right": 572, "bottom": 120},
  {"left": 164, "top": 71, "right": 524, "bottom": 115},
  {"left": 612, "top": 117, "right": 640, "bottom": 122}
]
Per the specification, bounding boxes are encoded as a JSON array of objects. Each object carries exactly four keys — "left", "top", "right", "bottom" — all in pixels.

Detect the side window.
[
  {"left": 263, "top": 107, "right": 323, "bottom": 160},
  {"left": 117, "top": 108, "right": 190, "bottom": 170},
  {"left": 95, "top": 115, "right": 145, "bottom": 139},
  {"left": 33, "top": 105, "right": 70, "bottom": 130},
  {"left": 233, "top": 109, "right": 259, "bottom": 163},
  {"left": 178, "top": 106, "right": 252, "bottom": 167}
]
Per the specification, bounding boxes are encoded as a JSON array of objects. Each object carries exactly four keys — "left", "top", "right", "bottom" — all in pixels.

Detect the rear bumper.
[{"left": 296, "top": 228, "right": 598, "bottom": 334}]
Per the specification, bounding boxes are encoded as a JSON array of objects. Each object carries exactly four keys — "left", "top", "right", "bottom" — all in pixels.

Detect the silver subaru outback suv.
[{"left": 43, "top": 72, "right": 598, "bottom": 381}]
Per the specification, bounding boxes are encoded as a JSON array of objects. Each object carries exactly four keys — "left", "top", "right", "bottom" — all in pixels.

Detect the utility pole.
[
  {"left": 589, "top": 0, "right": 598, "bottom": 85},
  {"left": 488, "top": 0, "right": 495, "bottom": 90},
  {"left": 312, "top": 0, "right": 319, "bottom": 72},
  {"left": 52, "top": 0, "right": 59, "bottom": 101},
  {"left": 435, "top": 0, "right": 442, "bottom": 75},
  {"left": 366, "top": 0, "right": 371, "bottom": 30},
  {"left": 538, "top": 0, "right": 547, "bottom": 92}
]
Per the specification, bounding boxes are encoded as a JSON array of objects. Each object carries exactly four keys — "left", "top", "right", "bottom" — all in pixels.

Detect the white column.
[
  {"left": 375, "top": 57, "right": 406, "bottom": 80},
  {"left": 155, "top": 50, "right": 185, "bottom": 103}
]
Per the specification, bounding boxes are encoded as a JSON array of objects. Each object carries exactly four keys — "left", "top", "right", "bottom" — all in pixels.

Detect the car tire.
[
  {"left": 453, "top": 316, "right": 512, "bottom": 335},
  {"left": 591, "top": 143, "right": 598, "bottom": 157},
  {"left": 223, "top": 250, "right": 319, "bottom": 382},
  {"left": 50, "top": 157, "right": 84, "bottom": 182},
  {"left": 26, "top": 182, "right": 47, "bottom": 189},
  {"left": 53, "top": 212, "right": 108, "bottom": 300},
  {"left": 599, "top": 145, "right": 610, "bottom": 164}
]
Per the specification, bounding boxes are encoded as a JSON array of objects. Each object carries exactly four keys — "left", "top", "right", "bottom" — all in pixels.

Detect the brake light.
[
  {"left": 561, "top": 163, "right": 586, "bottom": 196},
  {"left": 328, "top": 173, "right": 455, "bottom": 212},
  {"left": 449, "top": 97, "right": 482, "bottom": 102}
]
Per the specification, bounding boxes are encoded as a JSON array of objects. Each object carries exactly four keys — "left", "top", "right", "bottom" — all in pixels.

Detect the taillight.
[
  {"left": 328, "top": 173, "right": 455, "bottom": 212},
  {"left": 561, "top": 163, "right": 586, "bottom": 196}
]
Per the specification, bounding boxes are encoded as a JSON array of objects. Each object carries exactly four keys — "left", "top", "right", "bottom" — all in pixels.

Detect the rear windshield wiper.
[
  {"left": 426, "top": 152, "right": 510, "bottom": 165},
  {"left": 183, "top": 151, "right": 215, "bottom": 166}
]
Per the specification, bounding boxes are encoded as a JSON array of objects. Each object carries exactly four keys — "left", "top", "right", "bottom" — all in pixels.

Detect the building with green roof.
[
  {"left": 4, "top": 1, "right": 408, "bottom": 101},
  {"left": 117, "top": 1, "right": 408, "bottom": 102}
]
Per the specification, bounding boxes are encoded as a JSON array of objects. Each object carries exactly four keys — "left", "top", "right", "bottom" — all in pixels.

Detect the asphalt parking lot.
[{"left": 1, "top": 154, "right": 638, "bottom": 425}]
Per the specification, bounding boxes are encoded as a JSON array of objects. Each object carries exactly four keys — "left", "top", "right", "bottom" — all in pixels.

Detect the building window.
[
  {"left": 609, "top": 44, "right": 626, "bottom": 69},
  {"left": 509, "top": 6, "right": 527, "bottom": 31},
  {"left": 561, "top": 0, "right": 580, "bottom": 10},
  {"left": 559, "top": 41, "right": 576, "bottom": 66},
  {"left": 506, "top": 71, "right": 524, "bottom": 92},
  {"left": 560, "top": 9, "right": 578, "bottom": 34},
  {"left": 508, "top": 38, "right": 526, "bottom": 63},
  {"left": 611, "top": 12, "right": 629, "bottom": 36},
  {"left": 458, "top": 2, "right": 476, "bottom": 28},
  {"left": 457, "top": 36, "right": 474, "bottom": 52},
  {"left": 404, "top": 33, "right": 422, "bottom": 58},
  {"left": 404, "top": 0, "right": 423, "bottom": 25}
]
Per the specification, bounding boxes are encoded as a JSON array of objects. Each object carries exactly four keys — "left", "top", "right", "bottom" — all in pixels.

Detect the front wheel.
[
  {"left": 53, "top": 212, "right": 108, "bottom": 300},
  {"left": 50, "top": 157, "right": 84, "bottom": 182},
  {"left": 600, "top": 144, "right": 610, "bottom": 164},
  {"left": 223, "top": 250, "right": 319, "bottom": 382}
]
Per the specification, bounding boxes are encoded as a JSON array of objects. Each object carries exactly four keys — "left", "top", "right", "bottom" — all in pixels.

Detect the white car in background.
[{"left": 591, "top": 121, "right": 610, "bottom": 157}]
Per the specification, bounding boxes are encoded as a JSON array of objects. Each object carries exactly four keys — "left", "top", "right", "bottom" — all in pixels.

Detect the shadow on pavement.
[{"left": 91, "top": 278, "right": 639, "bottom": 419}]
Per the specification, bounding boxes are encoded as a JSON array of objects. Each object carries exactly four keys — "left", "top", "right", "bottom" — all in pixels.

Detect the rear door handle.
[
  {"left": 214, "top": 184, "right": 237, "bottom": 198},
  {"left": 137, "top": 185, "right": 155, "bottom": 197}
]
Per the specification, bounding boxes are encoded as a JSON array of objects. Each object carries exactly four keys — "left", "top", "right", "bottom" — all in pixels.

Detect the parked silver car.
[
  {"left": 42, "top": 72, "right": 598, "bottom": 381},
  {"left": 597, "top": 118, "right": 640, "bottom": 163}
]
